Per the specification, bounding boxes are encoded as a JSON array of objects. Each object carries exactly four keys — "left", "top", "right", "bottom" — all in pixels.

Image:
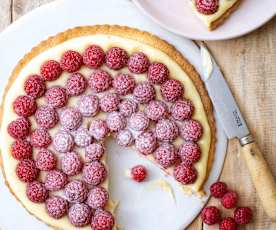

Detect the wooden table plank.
[{"left": 0, "top": 0, "right": 12, "bottom": 31}]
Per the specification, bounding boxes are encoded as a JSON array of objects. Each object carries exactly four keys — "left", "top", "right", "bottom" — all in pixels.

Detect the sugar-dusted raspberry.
[
  {"left": 60, "top": 50, "right": 83, "bottom": 73},
  {"left": 91, "top": 209, "right": 115, "bottom": 230},
  {"left": 128, "top": 52, "right": 150, "bottom": 74},
  {"left": 171, "top": 99, "right": 194, "bottom": 121},
  {"left": 221, "top": 191, "right": 238, "bottom": 209},
  {"left": 24, "top": 74, "right": 46, "bottom": 98},
  {"left": 88, "top": 70, "right": 112, "bottom": 93},
  {"left": 234, "top": 207, "right": 252, "bottom": 225},
  {"left": 64, "top": 180, "right": 89, "bottom": 203},
  {"left": 16, "top": 159, "right": 39, "bottom": 183},
  {"left": 129, "top": 112, "right": 149, "bottom": 131},
  {"left": 61, "top": 151, "right": 83, "bottom": 176},
  {"left": 83, "top": 45, "right": 105, "bottom": 69},
  {"left": 147, "top": 62, "right": 169, "bottom": 84},
  {"left": 60, "top": 107, "right": 82, "bottom": 131},
  {"left": 100, "top": 93, "right": 120, "bottom": 113},
  {"left": 219, "top": 217, "right": 237, "bottom": 230},
  {"left": 131, "top": 165, "right": 147, "bottom": 182},
  {"left": 13, "top": 95, "right": 37, "bottom": 117},
  {"left": 87, "top": 186, "right": 109, "bottom": 209},
  {"left": 82, "top": 161, "right": 107, "bottom": 185},
  {"left": 210, "top": 181, "right": 228, "bottom": 198},
  {"left": 45, "top": 170, "right": 68, "bottom": 191},
  {"left": 85, "top": 143, "right": 105, "bottom": 162},
  {"left": 106, "top": 47, "right": 128, "bottom": 70},
  {"left": 173, "top": 163, "right": 197, "bottom": 184},
  {"left": 161, "top": 79, "right": 184, "bottom": 102},
  {"left": 180, "top": 119, "right": 203, "bottom": 142},
  {"left": 106, "top": 112, "right": 127, "bottom": 132},
  {"left": 45, "top": 86, "right": 68, "bottom": 108},
  {"left": 89, "top": 119, "right": 109, "bottom": 140},
  {"left": 69, "top": 203, "right": 92, "bottom": 227},
  {"left": 73, "top": 127, "right": 92, "bottom": 147},
  {"left": 66, "top": 72, "right": 87, "bottom": 96},
  {"left": 201, "top": 206, "right": 221, "bottom": 225},
  {"left": 135, "top": 131, "right": 157, "bottom": 155},
  {"left": 133, "top": 82, "right": 155, "bottom": 104},
  {"left": 178, "top": 142, "right": 201, "bottom": 164},
  {"left": 7, "top": 117, "right": 31, "bottom": 139},
  {"left": 155, "top": 119, "right": 179, "bottom": 142},
  {"left": 31, "top": 128, "right": 52, "bottom": 148},
  {"left": 35, "top": 106, "right": 58, "bottom": 129},
  {"left": 145, "top": 100, "right": 168, "bottom": 121},
  {"left": 119, "top": 98, "right": 138, "bottom": 117},
  {"left": 116, "top": 129, "right": 134, "bottom": 147},
  {"left": 40, "top": 60, "right": 62, "bottom": 81},
  {"left": 154, "top": 143, "right": 178, "bottom": 168},
  {"left": 11, "top": 139, "right": 32, "bottom": 160},
  {"left": 26, "top": 181, "right": 48, "bottom": 203},
  {"left": 77, "top": 94, "right": 99, "bottom": 117},
  {"left": 195, "top": 0, "right": 219, "bottom": 15},
  {"left": 53, "top": 130, "right": 74, "bottom": 153},
  {"left": 35, "top": 149, "right": 56, "bottom": 171},
  {"left": 113, "top": 73, "right": 135, "bottom": 95},
  {"left": 46, "top": 196, "right": 68, "bottom": 219}
]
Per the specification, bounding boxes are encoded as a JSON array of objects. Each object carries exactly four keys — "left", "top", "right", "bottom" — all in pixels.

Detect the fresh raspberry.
[
  {"left": 133, "top": 82, "right": 155, "bottom": 104},
  {"left": 45, "top": 86, "right": 68, "bottom": 108},
  {"left": 155, "top": 119, "right": 179, "bottom": 142},
  {"left": 45, "top": 170, "right": 68, "bottom": 191},
  {"left": 145, "top": 100, "right": 168, "bottom": 121},
  {"left": 60, "top": 107, "right": 82, "bottom": 131},
  {"left": 210, "top": 181, "right": 228, "bottom": 198},
  {"left": 31, "top": 128, "right": 52, "bottom": 148},
  {"left": 83, "top": 45, "right": 105, "bottom": 69},
  {"left": 147, "top": 62, "right": 169, "bottom": 84},
  {"left": 195, "top": 0, "right": 219, "bottom": 15},
  {"left": 40, "top": 60, "right": 62, "bottom": 81},
  {"left": 221, "top": 191, "right": 238, "bottom": 209},
  {"left": 171, "top": 99, "right": 194, "bottom": 121},
  {"left": 7, "top": 117, "right": 31, "bottom": 139},
  {"left": 82, "top": 161, "right": 107, "bottom": 185},
  {"left": 85, "top": 143, "right": 105, "bottom": 162},
  {"left": 161, "top": 79, "right": 184, "bottom": 102},
  {"left": 234, "top": 207, "right": 252, "bottom": 225},
  {"left": 73, "top": 127, "right": 92, "bottom": 147},
  {"left": 116, "top": 129, "right": 134, "bottom": 147},
  {"left": 106, "top": 47, "right": 129, "bottom": 70},
  {"left": 129, "top": 112, "right": 149, "bottom": 131},
  {"left": 219, "top": 217, "right": 237, "bottom": 230},
  {"left": 87, "top": 186, "right": 109, "bottom": 209},
  {"left": 100, "top": 93, "right": 120, "bottom": 113},
  {"left": 201, "top": 206, "right": 221, "bottom": 225},
  {"left": 118, "top": 99, "right": 138, "bottom": 117},
  {"left": 26, "top": 181, "right": 48, "bottom": 203},
  {"left": 77, "top": 94, "right": 99, "bottom": 117},
  {"left": 60, "top": 50, "right": 83, "bottom": 72},
  {"left": 178, "top": 142, "right": 201, "bottom": 164},
  {"left": 11, "top": 139, "right": 32, "bottom": 160},
  {"left": 91, "top": 209, "right": 115, "bottom": 230},
  {"left": 35, "top": 149, "right": 56, "bottom": 171},
  {"left": 173, "top": 163, "right": 197, "bottom": 184},
  {"left": 131, "top": 165, "right": 147, "bottom": 182},
  {"left": 135, "top": 131, "right": 157, "bottom": 155},
  {"left": 154, "top": 143, "right": 178, "bottom": 168},
  {"left": 61, "top": 151, "right": 83, "bottom": 176},
  {"left": 66, "top": 72, "right": 87, "bottom": 96},
  {"left": 46, "top": 196, "right": 68, "bottom": 219},
  {"left": 53, "top": 130, "right": 74, "bottom": 153},
  {"left": 89, "top": 119, "right": 109, "bottom": 140},
  {"left": 64, "top": 180, "right": 89, "bottom": 203},
  {"left": 13, "top": 95, "right": 37, "bottom": 117},
  {"left": 69, "top": 203, "right": 92, "bottom": 227},
  {"left": 24, "top": 75, "right": 46, "bottom": 98},
  {"left": 106, "top": 112, "right": 127, "bottom": 132},
  {"left": 180, "top": 119, "right": 203, "bottom": 142},
  {"left": 128, "top": 52, "right": 150, "bottom": 74},
  {"left": 35, "top": 106, "right": 58, "bottom": 129},
  {"left": 88, "top": 70, "right": 112, "bottom": 93},
  {"left": 16, "top": 159, "right": 39, "bottom": 183},
  {"left": 113, "top": 73, "right": 135, "bottom": 95}
]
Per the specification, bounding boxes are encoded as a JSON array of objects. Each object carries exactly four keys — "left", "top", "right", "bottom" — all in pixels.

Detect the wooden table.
[{"left": 0, "top": 1, "right": 275, "bottom": 229}]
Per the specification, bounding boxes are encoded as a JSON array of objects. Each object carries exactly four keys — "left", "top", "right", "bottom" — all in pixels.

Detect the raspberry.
[
  {"left": 60, "top": 107, "right": 82, "bottom": 131},
  {"left": 87, "top": 186, "right": 109, "bottom": 209},
  {"left": 85, "top": 143, "right": 105, "bottom": 162},
  {"left": 11, "top": 139, "right": 32, "bottom": 160},
  {"left": 45, "top": 170, "right": 68, "bottom": 191},
  {"left": 82, "top": 161, "right": 107, "bottom": 185},
  {"left": 73, "top": 127, "right": 92, "bottom": 147},
  {"left": 119, "top": 99, "right": 138, "bottom": 117},
  {"left": 171, "top": 99, "right": 194, "bottom": 121},
  {"left": 24, "top": 75, "right": 46, "bottom": 98},
  {"left": 61, "top": 151, "right": 83, "bottom": 176},
  {"left": 64, "top": 180, "right": 89, "bottom": 203},
  {"left": 53, "top": 130, "right": 74, "bottom": 153},
  {"left": 7, "top": 117, "right": 31, "bottom": 139},
  {"left": 16, "top": 159, "right": 39, "bottom": 183},
  {"left": 88, "top": 70, "right": 112, "bottom": 93},
  {"left": 26, "top": 181, "right": 48, "bottom": 203},
  {"left": 91, "top": 209, "right": 115, "bottom": 230},
  {"left": 116, "top": 129, "right": 134, "bottom": 147},
  {"left": 161, "top": 79, "right": 184, "bottom": 102},
  {"left": 155, "top": 119, "right": 179, "bottom": 142},
  {"left": 129, "top": 112, "right": 149, "bottom": 131},
  {"left": 135, "top": 131, "right": 157, "bottom": 155},
  {"left": 89, "top": 119, "right": 109, "bottom": 140},
  {"left": 201, "top": 206, "right": 221, "bottom": 225},
  {"left": 35, "top": 149, "right": 56, "bottom": 171},
  {"left": 66, "top": 72, "right": 87, "bottom": 96},
  {"left": 106, "top": 47, "right": 129, "bottom": 70},
  {"left": 145, "top": 100, "right": 168, "bottom": 121},
  {"left": 35, "top": 106, "right": 58, "bottom": 129},
  {"left": 46, "top": 196, "right": 68, "bottom": 219},
  {"left": 128, "top": 52, "right": 150, "bottom": 73},
  {"left": 13, "top": 95, "right": 37, "bottom": 117},
  {"left": 69, "top": 203, "right": 91, "bottom": 227},
  {"left": 60, "top": 50, "right": 83, "bottom": 72},
  {"left": 180, "top": 119, "right": 203, "bottom": 142},
  {"left": 106, "top": 112, "right": 127, "bottom": 132},
  {"left": 133, "top": 82, "right": 155, "bottom": 104},
  {"left": 154, "top": 143, "right": 178, "bottom": 168},
  {"left": 100, "top": 93, "right": 120, "bottom": 113},
  {"left": 131, "top": 165, "right": 147, "bottom": 182},
  {"left": 234, "top": 207, "right": 252, "bottom": 225},
  {"left": 113, "top": 73, "right": 135, "bottom": 95},
  {"left": 195, "top": 0, "right": 219, "bottom": 15},
  {"left": 83, "top": 45, "right": 105, "bottom": 69},
  {"left": 45, "top": 86, "right": 68, "bottom": 108},
  {"left": 147, "top": 62, "right": 169, "bottom": 84},
  {"left": 219, "top": 217, "right": 237, "bottom": 230},
  {"left": 221, "top": 191, "right": 238, "bottom": 209},
  {"left": 31, "top": 128, "right": 52, "bottom": 148},
  {"left": 173, "top": 163, "right": 197, "bottom": 184},
  {"left": 210, "top": 181, "right": 228, "bottom": 198},
  {"left": 77, "top": 95, "right": 99, "bottom": 117},
  {"left": 40, "top": 60, "right": 62, "bottom": 81},
  {"left": 178, "top": 142, "right": 201, "bottom": 164}
]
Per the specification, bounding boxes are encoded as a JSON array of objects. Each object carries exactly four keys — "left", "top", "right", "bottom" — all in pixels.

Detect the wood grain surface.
[{"left": 0, "top": 0, "right": 275, "bottom": 229}]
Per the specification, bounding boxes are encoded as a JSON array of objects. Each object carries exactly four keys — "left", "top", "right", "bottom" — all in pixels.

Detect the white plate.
[
  {"left": 133, "top": 0, "right": 276, "bottom": 41},
  {"left": 0, "top": 0, "right": 227, "bottom": 229}
]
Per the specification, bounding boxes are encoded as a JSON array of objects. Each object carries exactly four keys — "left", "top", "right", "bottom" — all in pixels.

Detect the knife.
[{"left": 200, "top": 43, "right": 276, "bottom": 220}]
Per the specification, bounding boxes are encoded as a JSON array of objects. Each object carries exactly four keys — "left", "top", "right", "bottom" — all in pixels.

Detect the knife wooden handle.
[{"left": 241, "top": 142, "right": 276, "bottom": 220}]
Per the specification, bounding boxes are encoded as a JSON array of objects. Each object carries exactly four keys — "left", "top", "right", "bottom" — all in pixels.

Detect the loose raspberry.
[
  {"left": 7, "top": 117, "right": 31, "bottom": 139},
  {"left": 53, "top": 130, "right": 74, "bottom": 153},
  {"left": 45, "top": 170, "right": 68, "bottom": 191},
  {"left": 119, "top": 99, "right": 138, "bottom": 117},
  {"left": 147, "top": 62, "right": 169, "bottom": 84},
  {"left": 46, "top": 196, "right": 68, "bottom": 219},
  {"left": 66, "top": 72, "right": 87, "bottom": 96},
  {"left": 13, "top": 95, "right": 37, "bottom": 117},
  {"left": 106, "top": 112, "right": 127, "bottom": 132},
  {"left": 60, "top": 107, "right": 82, "bottom": 131},
  {"left": 135, "top": 131, "right": 157, "bottom": 155},
  {"left": 219, "top": 217, "right": 237, "bottom": 230},
  {"left": 24, "top": 75, "right": 46, "bottom": 98},
  {"left": 128, "top": 52, "right": 150, "bottom": 73},
  {"left": 91, "top": 209, "right": 115, "bottom": 230},
  {"left": 131, "top": 165, "right": 147, "bottom": 182},
  {"left": 82, "top": 161, "right": 107, "bottom": 185},
  {"left": 129, "top": 112, "right": 149, "bottom": 131},
  {"left": 35, "top": 149, "right": 56, "bottom": 171},
  {"left": 89, "top": 119, "right": 109, "bottom": 140},
  {"left": 154, "top": 143, "right": 178, "bottom": 168},
  {"left": 221, "top": 191, "right": 238, "bottom": 209},
  {"left": 155, "top": 119, "right": 179, "bottom": 142},
  {"left": 173, "top": 163, "right": 197, "bottom": 184},
  {"left": 61, "top": 151, "right": 83, "bottom": 176},
  {"left": 77, "top": 94, "right": 99, "bottom": 117},
  {"left": 178, "top": 142, "right": 201, "bottom": 164},
  {"left": 31, "top": 128, "right": 52, "bottom": 148},
  {"left": 45, "top": 86, "right": 68, "bottom": 108},
  {"left": 60, "top": 50, "right": 83, "bottom": 73},
  {"left": 100, "top": 93, "right": 120, "bottom": 113},
  {"left": 113, "top": 73, "right": 135, "bottom": 95},
  {"left": 180, "top": 119, "right": 203, "bottom": 142},
  {"left": 210, "top": 181, "right": 228, "bottom": 198},
  {"left": 201, "top": 206, "right": 221, "bottom": 225},
  {"left": 161, "top": 79, "right": 184, "bottom": 102},
  {"left": 234, "top": 207, "right": 252, "bottom": 225},
  {"left": 35, "top": 106, "right": 58, "bottom": 129},
  {"left": 73, "top": 127, "right": 92, "bottom": 147},
  {"left": 40, "top": 60, "right": 62, "bottom": 81},
  {"left": 195, "top": 0, "right": 219, "bottom": 15},
  {"left": 85, "top": 143, "right": 105, "bottom": 162},
  {"left": 69, "top": 203, "right": 92, "bottom": 227},
  {"left": 106, "top": 47, "right": 128, "bottom": 69},
  {"left": 145, "top": 100, "right": 168, "bottom": 121},
  {"left": 83, "top": 45, "right": 105, "bottom": 69},
  {"left": 26, "top": 181, "right": 48, "bottom": 203},
  {"left": 64, "top": 180, "right": 89, "bottom": 203},
  {"left": 133, "top": 82, "right": 155, "bottom": 104},
  {"left": 87, "top": 186, "right": 109, "bottom": 209},
  {"left": 88, "top": 70, "right": 112, "bottom": 93},
  {"left": 11, "top": 139, "right": 32, "bottom": 160},
  {"left": 16, "top": 159, "right": 39, "bottom": 183},
  {"left": 171, "top": 99, "right": 194, "bottom": 121},
  {"left": 116, "top": 129, "right": 134, "bottom": 147}
]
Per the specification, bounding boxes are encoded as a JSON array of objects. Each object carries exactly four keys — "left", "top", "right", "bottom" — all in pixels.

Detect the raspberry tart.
[{"left": 0, "top": 25, "right": 216, "bottom": 229}]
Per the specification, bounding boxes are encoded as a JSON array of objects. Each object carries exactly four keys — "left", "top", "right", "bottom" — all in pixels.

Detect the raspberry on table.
[
  {"left": 13, "top": 95, "right": 37, "bottom": 117},
  {"left": 91, "top": 209, "right": 115, "bottom": 230},
  {"left": 106, "top": 112, "right": 127, "bottom": 132},
  {"left": 180, "top": 119, "right": 203, "bottom": 142},
  {"left": 112, "top": 73, "right": 136, "bottom": 95},
  {"left": 131, "top": 165, "right": 147, "bottom": 182},
  {"left": 45, "top": 86, "right": 68, "bottom": 108},
  {"left": 234, "top": 207, "right": 252, "bottom": 225},
  {"left": 60, "top": 50, "right": 83, "bottom": 73},
  {"left": 61, "top": 151, "right": 83, "bottom": 176},
  {"left": 73, "top": 127, "right": 92, "bottom": 147},
  {"left": 173, "top": 163, "right": 197, "bottom": 184},
  {"left": 178, "top": 142, "right": 201, "bottom": 164},
  {"left": 195, "top": 0, "right": 219, "bottom": 15},
  {"left": 219, "top": 217, "right": 237, "bottom": 230},
  {"left": 35, "top": 106, "right": 58, "bottom": 129},
  {"left": 68, "top": 203, "right": 92, "bottom": 227},
  {"left": 44, "top": 170, "right": 68, "bottom": 191},
  {"left": 66, "top": 72, "right": 87, "bottom": 96},
  {"left": 129, "top": 112, "right": 149, "bottom": 131},
  {"left": 116, "top": 129, "right": 134, "bottom": 147},
  {"left": 16, "top": 159, "right": 39, "bottom": 183},
  {"left": 155, "top": 119, "right": 179, "bottom": 142},
  {"left": 99, "top": 93, "right": 120, "bottom": 113},
  {"left": 135, "top": 131, "right": 157, "bottom": 155},
  {"left": 89, "top": 119, "right": 109, "bottom": 140},
  {"left": 26, "top": 181, "right": 48, "bottom": 203},
  {"left": 201, "top": 206, "right": 221, "bottom": 225},
  {"left": 82, "top": 161, "right": 107, "bottom": 185},
  {"left": 46, "top": 196, "right": 68, "bottom": 219},
  {"left": 171, "top": 99, "right": 194, "bottom": 121},
  {"left": 11, "top": 139, "right": 33, "bottom": 160},
  {"left": 24, "top": 74, "right": 46, "bottom": 98},
  {"left": 106, "top": 47, "right": 129, "bottom": 70},
  {"left": 53, "top": 130, "right": 74, "bottom": 153},
  {"left": 119, "top": 98, "right": 138, "bottom": 117},
  {"left": 88, "top": 70, "right": 113, "bottom": 93},
  {"left": 221, "top": 191, "right": 238, "bottom": 209},
  {"left": 128, "top": 52, "right": 150, "bottom": 74},
  {"left": 64, "top": 180, "right": 89, "bottom": 203},
  {"left": 31, "top": 128, "right": 52, "bottom": 148},
  {"left": 60, "top": 107, "right": 82, "bottom": 131},
  {"left": 210, "top": 181, "right": 228, "bottom": 198},
  {"left": 87, "top": 186, "right": 109, "bottom": 209},
  {"left": 147, "top": 62, "right": 169, "bottom": 84},
  {"left": 7, "top": 117, "right": 31, "bottom": 139},
  {"left": 85, "top": 143, "right": 105, "bottom": 162},
  {"left": 161, "top": 79, "right": 184, "bottom": 102},
  {"left": 83, "top": 45, "right": 105, "bottom": 69},
  {"left": 77, "top": 94, "right": 99, "bottom": 117},
  {"left": 40, "top": 60, "right": 62, "bottom": 81},
  {"left": 154, "top": 143, "right": 178, "bottom": 169},
  {"left": 35, "top": 149, "right": 56, "bottom": 171},
  {"left": 145, "top": 100, "right": 168, "bottom": 121},
  {"left": 133, "top": 82, "right": 156, "bottom": 104}
]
